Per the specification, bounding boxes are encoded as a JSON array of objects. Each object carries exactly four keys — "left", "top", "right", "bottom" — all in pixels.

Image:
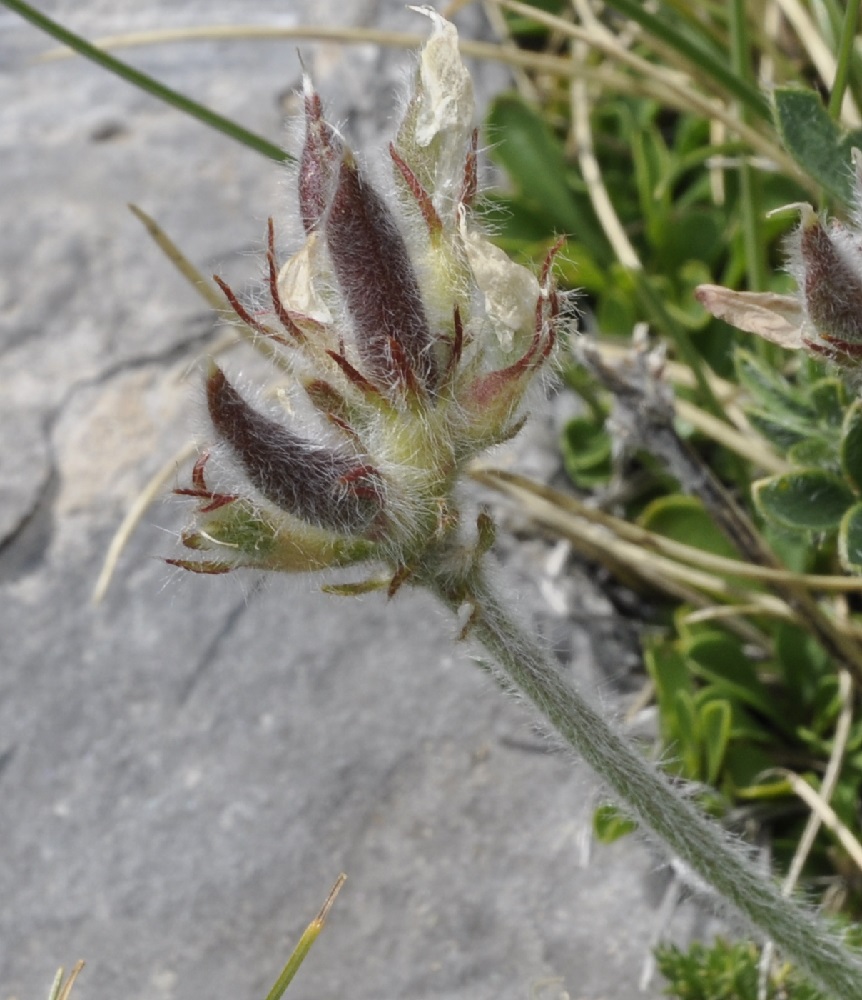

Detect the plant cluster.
[
  {"left": 10, "top": 0, "right": 862, "bottom": 996},
  {"left": 483, "top": 0, "right": 862, "bottom": 992}
]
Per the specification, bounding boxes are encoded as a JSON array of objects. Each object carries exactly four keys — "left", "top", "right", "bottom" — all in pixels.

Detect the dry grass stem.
[{"left": 92, "top": 440, "right": 199, "bottom": 603}]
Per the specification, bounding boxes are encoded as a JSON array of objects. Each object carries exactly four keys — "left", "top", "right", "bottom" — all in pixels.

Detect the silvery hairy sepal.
[{"left": 170, "top": 8, "right": 566, "bottom": 585}]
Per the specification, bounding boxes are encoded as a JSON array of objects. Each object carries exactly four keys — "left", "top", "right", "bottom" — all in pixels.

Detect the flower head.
[
  {"left": 171, "top": 10, "right": 564, "bottom": 587},
  {"left": 697, "top": 149, "right": 862, "bottom": 364}
]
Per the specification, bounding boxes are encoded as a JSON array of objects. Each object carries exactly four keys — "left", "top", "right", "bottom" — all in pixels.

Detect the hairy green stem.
[{"left": 425, "top": 565, "right": 862, "bottom": 1000}]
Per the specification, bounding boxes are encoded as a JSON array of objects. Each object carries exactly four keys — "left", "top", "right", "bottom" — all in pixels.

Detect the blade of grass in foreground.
[
  {"left": 263, "top": 875, "right": 346, "bottom": 1000},
  {"left": 1, "top": 0, "right": 290, "bottom": 164},
  {"left": 828, "top": 0, "right": 862, "bottom": 119}
]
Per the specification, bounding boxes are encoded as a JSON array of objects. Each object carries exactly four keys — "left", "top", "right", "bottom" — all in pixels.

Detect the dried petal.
[
  {"left": 397, "top": 6, "right": 475, "bottom": 213},
  {"left": 207, "top": 363, "right": 382, "bottom": 532},
  {"left": 266, "top": 218, "right": 306, "bottom": 341},
  {"left": 326, "top": 154, "right": 439, "bottom": 391},
  {"left": 695, "top": 285, "right": 804, "bottom": 349},
  {"left": 459, "top": 217, "right": 541, "bottom": 352},
  {"left": 276, "top": 231, "right": 333, "bottom": 326},
  {"left": 411, "top": 8, "right": 474, "bottom": 146}
]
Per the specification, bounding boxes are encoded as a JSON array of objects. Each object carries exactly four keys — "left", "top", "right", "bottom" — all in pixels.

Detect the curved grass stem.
[{"left": 0, "top": 0, "right": 289, "bottom": 163}]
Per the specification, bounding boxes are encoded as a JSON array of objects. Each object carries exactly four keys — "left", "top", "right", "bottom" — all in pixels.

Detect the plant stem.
[
  {"left": 1, "top": 0, "right": 289, "bottom": 164},
  {"left": 727, "top": 0, "right": 766, "bottom": 297},
  {"left": 425, "top": 565, "right": 862, "bottom": 1000},
  {"left": 828, "top": 0, "right": 861, "bottom": 119}
]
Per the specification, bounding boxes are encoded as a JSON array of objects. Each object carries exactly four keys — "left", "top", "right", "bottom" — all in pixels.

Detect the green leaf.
[
  {"left": 807, "top": 674, "right": 843, "bottom": 737},
  {"left": 735, "top": 349, "right": 815, "bottom": 420},
  {"left": 774, "top": 623, "right": 829, "bottom": 709},
  {"left": 485, "top": 95, "right": 604, "bottom": 247},
  {"left": 746, "top": 410, "right": 810, "bottom": 453},
  {"left": 595, "top": 266, "right": 640, "bottom": 335},
  {"left": 631, "top": 120, "right": 672, "bottom": 244},
  {"left": 645, "top": 641, "right": 693, "bottom": 749},
  {"left": 838, "top": 501, "right": 862, "bottom": 572},
  {"left": 737, "top": 776, "right": 797, "bottom": 801},
  {"left": 772, "top": 86, "right": 862, "bottom": 207},
  {"left": 811, "top": 377, "right": 848, "bottom": 427},
  {"left": 560, "top": 417, "right": 612, "bottom": 487},
  {"left": 638, "top": 494, "right": 739, "bottom": 560},
  {"left": 673, "top": 688, "right": 701, "bottom": 779},
  {"left": 788, "top": 436, "right": 839, "bottom": 468},
  {"left": 658, "top": 209, "right": 723, "bottom": 272},
  {"left": 698, "top": 699, "right": 732, "bottom": 786},
  {"left": 762, "top": 522, "right": 816, "bottom": 573},
  {"left": 753, "top": 469, "right": 855, "bottom": 531},
  {"left": 263, "top": 875, "right": 345, "bottom": 1000},
  {"left": 841, "top": 400, "right": 862, "bottom": 493},
  {"left": 727, "top": 748, "right": 789, "bottom": 794},
  {"left": 683, "top": 633, "right": 785, "bottom": 727},
  {"left": 592, "top": 804, "right": 638, "bottom": 843}
]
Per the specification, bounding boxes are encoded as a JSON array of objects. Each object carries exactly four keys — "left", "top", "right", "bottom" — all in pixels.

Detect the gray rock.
[{"left": 0, "top": 5, "right": 683, "bottom": 999}]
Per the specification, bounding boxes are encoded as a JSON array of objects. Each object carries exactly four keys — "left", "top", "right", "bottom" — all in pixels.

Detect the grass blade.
[
  {"left": 0, "top": 0, "right": 289, "bottom": 163},
  {"left": 263, "top": 875, "right": 346, "bottom": 1000}
]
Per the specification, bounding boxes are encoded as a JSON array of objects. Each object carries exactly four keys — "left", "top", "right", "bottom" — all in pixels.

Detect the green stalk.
[
  {"left": 1, "top": 0, "right": 289, "bottom": 164},
  {"left": 828, "top": 0, "right": 862, "bottom": 119},
  {"left": 727, "top": 0, "right": 765, "bottom": 298},
  {"left": 425, "top": 563, "right": 862, "bottom": 1000}
]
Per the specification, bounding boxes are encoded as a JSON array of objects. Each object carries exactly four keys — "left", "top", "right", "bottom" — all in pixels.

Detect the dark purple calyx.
[
  {"left": 325, "top": 154, "right": 440, "bottom": 393},
  {"left": 207, "top": 364, "right": 383, "bottom": 533}
]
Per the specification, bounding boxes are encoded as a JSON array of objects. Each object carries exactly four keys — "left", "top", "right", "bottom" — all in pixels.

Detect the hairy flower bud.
[
  {"left": 697, "top": 154, "right": 862, "bottom": 363},
  {"left": 795, "top": 204, "right": 862, "bottom": 356}
]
